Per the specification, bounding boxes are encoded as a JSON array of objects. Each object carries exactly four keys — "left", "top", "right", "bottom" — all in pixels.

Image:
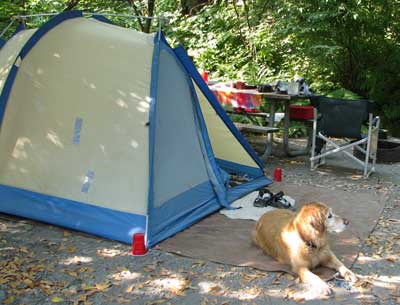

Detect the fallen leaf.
[
  {"left": 63, "top": 287, "right": 77, "bottom": 296},
  {"left": 79, "top": 266, "right": 94, "bottom": 273},
  {"left": 147, "top": 300, "right": 166, "bottom": 304},
  {"left": 95, "top": 282, "right": 111, "bottom": 291},
  {"left": 159, "top": 268, "right": 170, "bottom": 276},
  {"left": 125, "top": 284, "right": 134, "bottom": 293},
  {"left": 246, "top": 287, "right": 261, "bottom": 297},
  {"left": 64, "top": 269, "right": 78, "bottom": 277},
  {"left": 3, "top": 296, "right": 14, "bottom": 304},
  {"left": 191, "top": 261, "right": 205, "bottom": 268},
  {"left": 51, "top": 297, "right": 64, "bottom": 303},
  {"left": 208, "top": 285, "right": 222, "bottom": 293},
  {"left": 64, "top": 231, "right": 71, "bottom": 237},
  {"left": 68, "top": 246, "right": 77, "bottom": 253},
  {"left": 143, "top": 266, "right": 155, "bottom": 273},
  {"left": 23, "top": 279, "right": 34, "bottom": 288},
  {"left": 201, "top": 297, "right": 209, "bottom": 305},
  {"left": 81, "top": 284, "right": 96, "bottom": 291},
  {"left": 19, "top": 247, "right": 29, "bottom": 253},
  {"left": 385, "top": 256, "right": 398, "bottom": 262},
  {"left": 242, "top": 274, "right": 259, "bottom": 281}
]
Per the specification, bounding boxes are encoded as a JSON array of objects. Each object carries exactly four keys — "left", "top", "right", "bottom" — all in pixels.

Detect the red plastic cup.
[
  {"left": 132, "top": 233, "right": 147, "bottom": 256},
  {"left": 201, "top": 71, "right": 209, "bottom": 84},
  {"left": 274, "top": 167, "right": 283, "bottom": 182}
]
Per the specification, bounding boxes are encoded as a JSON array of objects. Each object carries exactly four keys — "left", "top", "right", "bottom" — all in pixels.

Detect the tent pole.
[
  {"left": 11, "top": 12, "right": 168, "bottom": 33},
  {"left": 0, "top": 19, "right": 15, "bottom": 38},
  {"left": 12, "top": 12, "right": 163, "bottom": 21}
]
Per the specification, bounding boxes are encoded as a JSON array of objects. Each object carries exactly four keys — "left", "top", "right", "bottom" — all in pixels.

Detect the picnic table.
[{"left": 209, "top": 84, "right": 313, "bottom": 159}]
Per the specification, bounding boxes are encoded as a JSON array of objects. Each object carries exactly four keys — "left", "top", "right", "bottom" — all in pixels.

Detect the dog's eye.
[{"left": 327, "top": 213, "right": 333, "bottom": 219}]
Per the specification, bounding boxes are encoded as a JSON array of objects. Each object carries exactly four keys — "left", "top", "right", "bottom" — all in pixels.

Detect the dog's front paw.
[
  {"left": 298, "top": 280, "right": 332, "bottom": 301},
  {"left": 311, "top": 279, "right": 332, "bottom": 296},
  {"left": 343, "top": 270, "right": 358, "bottom": 283}
]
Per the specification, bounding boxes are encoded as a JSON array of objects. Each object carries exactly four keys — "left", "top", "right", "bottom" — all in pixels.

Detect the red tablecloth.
[{"left": 210, "top": 87, "right": 262, "bottom": 113}]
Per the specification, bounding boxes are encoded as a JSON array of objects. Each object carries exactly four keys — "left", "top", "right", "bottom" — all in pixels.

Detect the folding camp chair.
[{"left": 310, "top": 96, "right": 380, "bottom": 178}]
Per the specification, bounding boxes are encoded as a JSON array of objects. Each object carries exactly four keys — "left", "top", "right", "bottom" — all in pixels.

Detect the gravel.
[{"left": 1, "top": 144, "right": 399, "bottom": 305}]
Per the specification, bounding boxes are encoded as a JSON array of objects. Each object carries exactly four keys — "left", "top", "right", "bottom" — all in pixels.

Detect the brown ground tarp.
[{"left": 156, "top": 183, "right": 385, "bottom": 279}]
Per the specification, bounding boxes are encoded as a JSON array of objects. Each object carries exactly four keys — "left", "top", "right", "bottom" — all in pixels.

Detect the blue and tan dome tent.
[{"left": 0, "top": 11, "right": 272, "bottom": 247}]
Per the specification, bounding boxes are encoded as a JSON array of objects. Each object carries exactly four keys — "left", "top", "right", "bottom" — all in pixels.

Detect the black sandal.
[
  {"left": 254, "top": 190, "right": 293, "bottom": 209},
  {"left": 253, "top": 189, "right": 273, "bottom": 207}
]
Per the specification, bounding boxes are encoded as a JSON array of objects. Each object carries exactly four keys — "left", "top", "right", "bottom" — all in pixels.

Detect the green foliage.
[
  {"left": 164, "top": 0, "right": 400, "bottom": 135},
  {"left": 0, "top": 0, "right": 399, "bottom": 134}
]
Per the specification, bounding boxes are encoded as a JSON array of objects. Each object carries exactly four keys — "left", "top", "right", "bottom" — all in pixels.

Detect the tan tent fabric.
[
  {"left": 195, "top": 82, "right": 258, "bottom": 168},
  {"left": 0, "top": 29, "right": 36, "bottom": 93},
  {"left": 0, "top": 18, "right": 155, "bottom": 215}
]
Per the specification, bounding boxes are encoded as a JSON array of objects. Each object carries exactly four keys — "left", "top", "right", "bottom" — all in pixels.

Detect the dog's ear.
[
  {"left": 298, "top": 202, "right": 328, "bottom": 234},
  {"left": 309, "top": 204, "right": 329, "bottom": 233},
  {"left": 310, "top": 214, "right": 325, "bottom": 232}
]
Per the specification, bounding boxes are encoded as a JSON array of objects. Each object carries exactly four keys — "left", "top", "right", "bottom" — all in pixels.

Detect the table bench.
[
  {"left": 210, "top": 85, "right": 313, "bottom": 159},
  {"left": 233, "top": 122, "right": 279, "bottom": 134}
]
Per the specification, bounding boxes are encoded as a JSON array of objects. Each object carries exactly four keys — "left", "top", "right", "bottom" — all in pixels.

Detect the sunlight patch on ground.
[
  {"left": 371, "top": 275, "right": 400, "bottom": 289},
  {"left": 357, "top": 255, "right": 384, "bottom": 263},
  {"left": 61, "top": 256, "right": 93, "bottom": 265},
  {"left": 264, "top": 287, "right": 284, "bottom": 298},
  {"left": 226, "top": 287, "right": 262, "bottom": 300},
  {"left": 111, "top": 269, "right": 141, "bottom": 281},
  {"left": 96, "top": 248, "right": 129, "bottom": 257},
  {"left": 198, "top": 281, "right": 225, "bottom": 295},
  {"left": 151, "top": 277, "right": 188, "bottom": 294}
]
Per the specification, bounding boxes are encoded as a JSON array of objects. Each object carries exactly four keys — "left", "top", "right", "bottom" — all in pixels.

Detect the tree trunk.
[
  {"left": 181, "top": 0, "right": 211, "bottom": 15},
  {"left": 144, "top": 0, "right": 155, "bottom": 33}
]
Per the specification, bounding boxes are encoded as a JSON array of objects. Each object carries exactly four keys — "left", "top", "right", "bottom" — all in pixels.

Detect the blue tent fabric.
[
  {"left": 146, "top": 35, "right": 272, "bottom": 246},
  {"left": 11, "top": 23, "right": 26, "bottom": 38},
  {"left": 0, "top": 184, "right": 146, "bottom": 244},
  {"left": 0, "top": 38, "right": 5, "bottom": 50}
]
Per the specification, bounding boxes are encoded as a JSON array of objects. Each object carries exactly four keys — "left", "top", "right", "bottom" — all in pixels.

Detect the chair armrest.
[{"left": 371, "top": 116, "right": 380, "bottom": 129}]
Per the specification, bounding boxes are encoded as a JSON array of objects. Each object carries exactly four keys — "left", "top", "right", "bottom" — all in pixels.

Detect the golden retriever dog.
[{"left": 252, "top": 202, "right": 358, "bottom": 296}]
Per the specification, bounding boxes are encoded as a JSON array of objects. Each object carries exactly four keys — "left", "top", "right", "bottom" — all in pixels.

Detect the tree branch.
[
  {"left": 126, "top": 0, "right": 145, "bottom": 32},
  {"left": 64, "top": 0, "right": 80, "bottom": 11}
]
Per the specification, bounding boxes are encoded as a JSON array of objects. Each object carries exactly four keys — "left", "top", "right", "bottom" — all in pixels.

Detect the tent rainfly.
[{"left": 0, "top": 11, "right": 272, "bottom": 247}]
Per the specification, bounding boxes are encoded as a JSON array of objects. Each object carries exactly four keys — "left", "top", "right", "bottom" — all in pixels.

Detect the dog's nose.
[{"left": 343, "top": 218, "right": 349, "bottom": 225}]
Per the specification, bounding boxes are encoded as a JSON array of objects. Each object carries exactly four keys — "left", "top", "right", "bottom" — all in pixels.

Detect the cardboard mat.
[{"left": 156, "top": 183, "right": 385, "bottom": 279}]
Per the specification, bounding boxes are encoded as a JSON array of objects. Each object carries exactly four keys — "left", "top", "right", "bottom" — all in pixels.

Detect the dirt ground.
[{"left": 1, "top": 143, "right": 399, "bottom": 305}]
